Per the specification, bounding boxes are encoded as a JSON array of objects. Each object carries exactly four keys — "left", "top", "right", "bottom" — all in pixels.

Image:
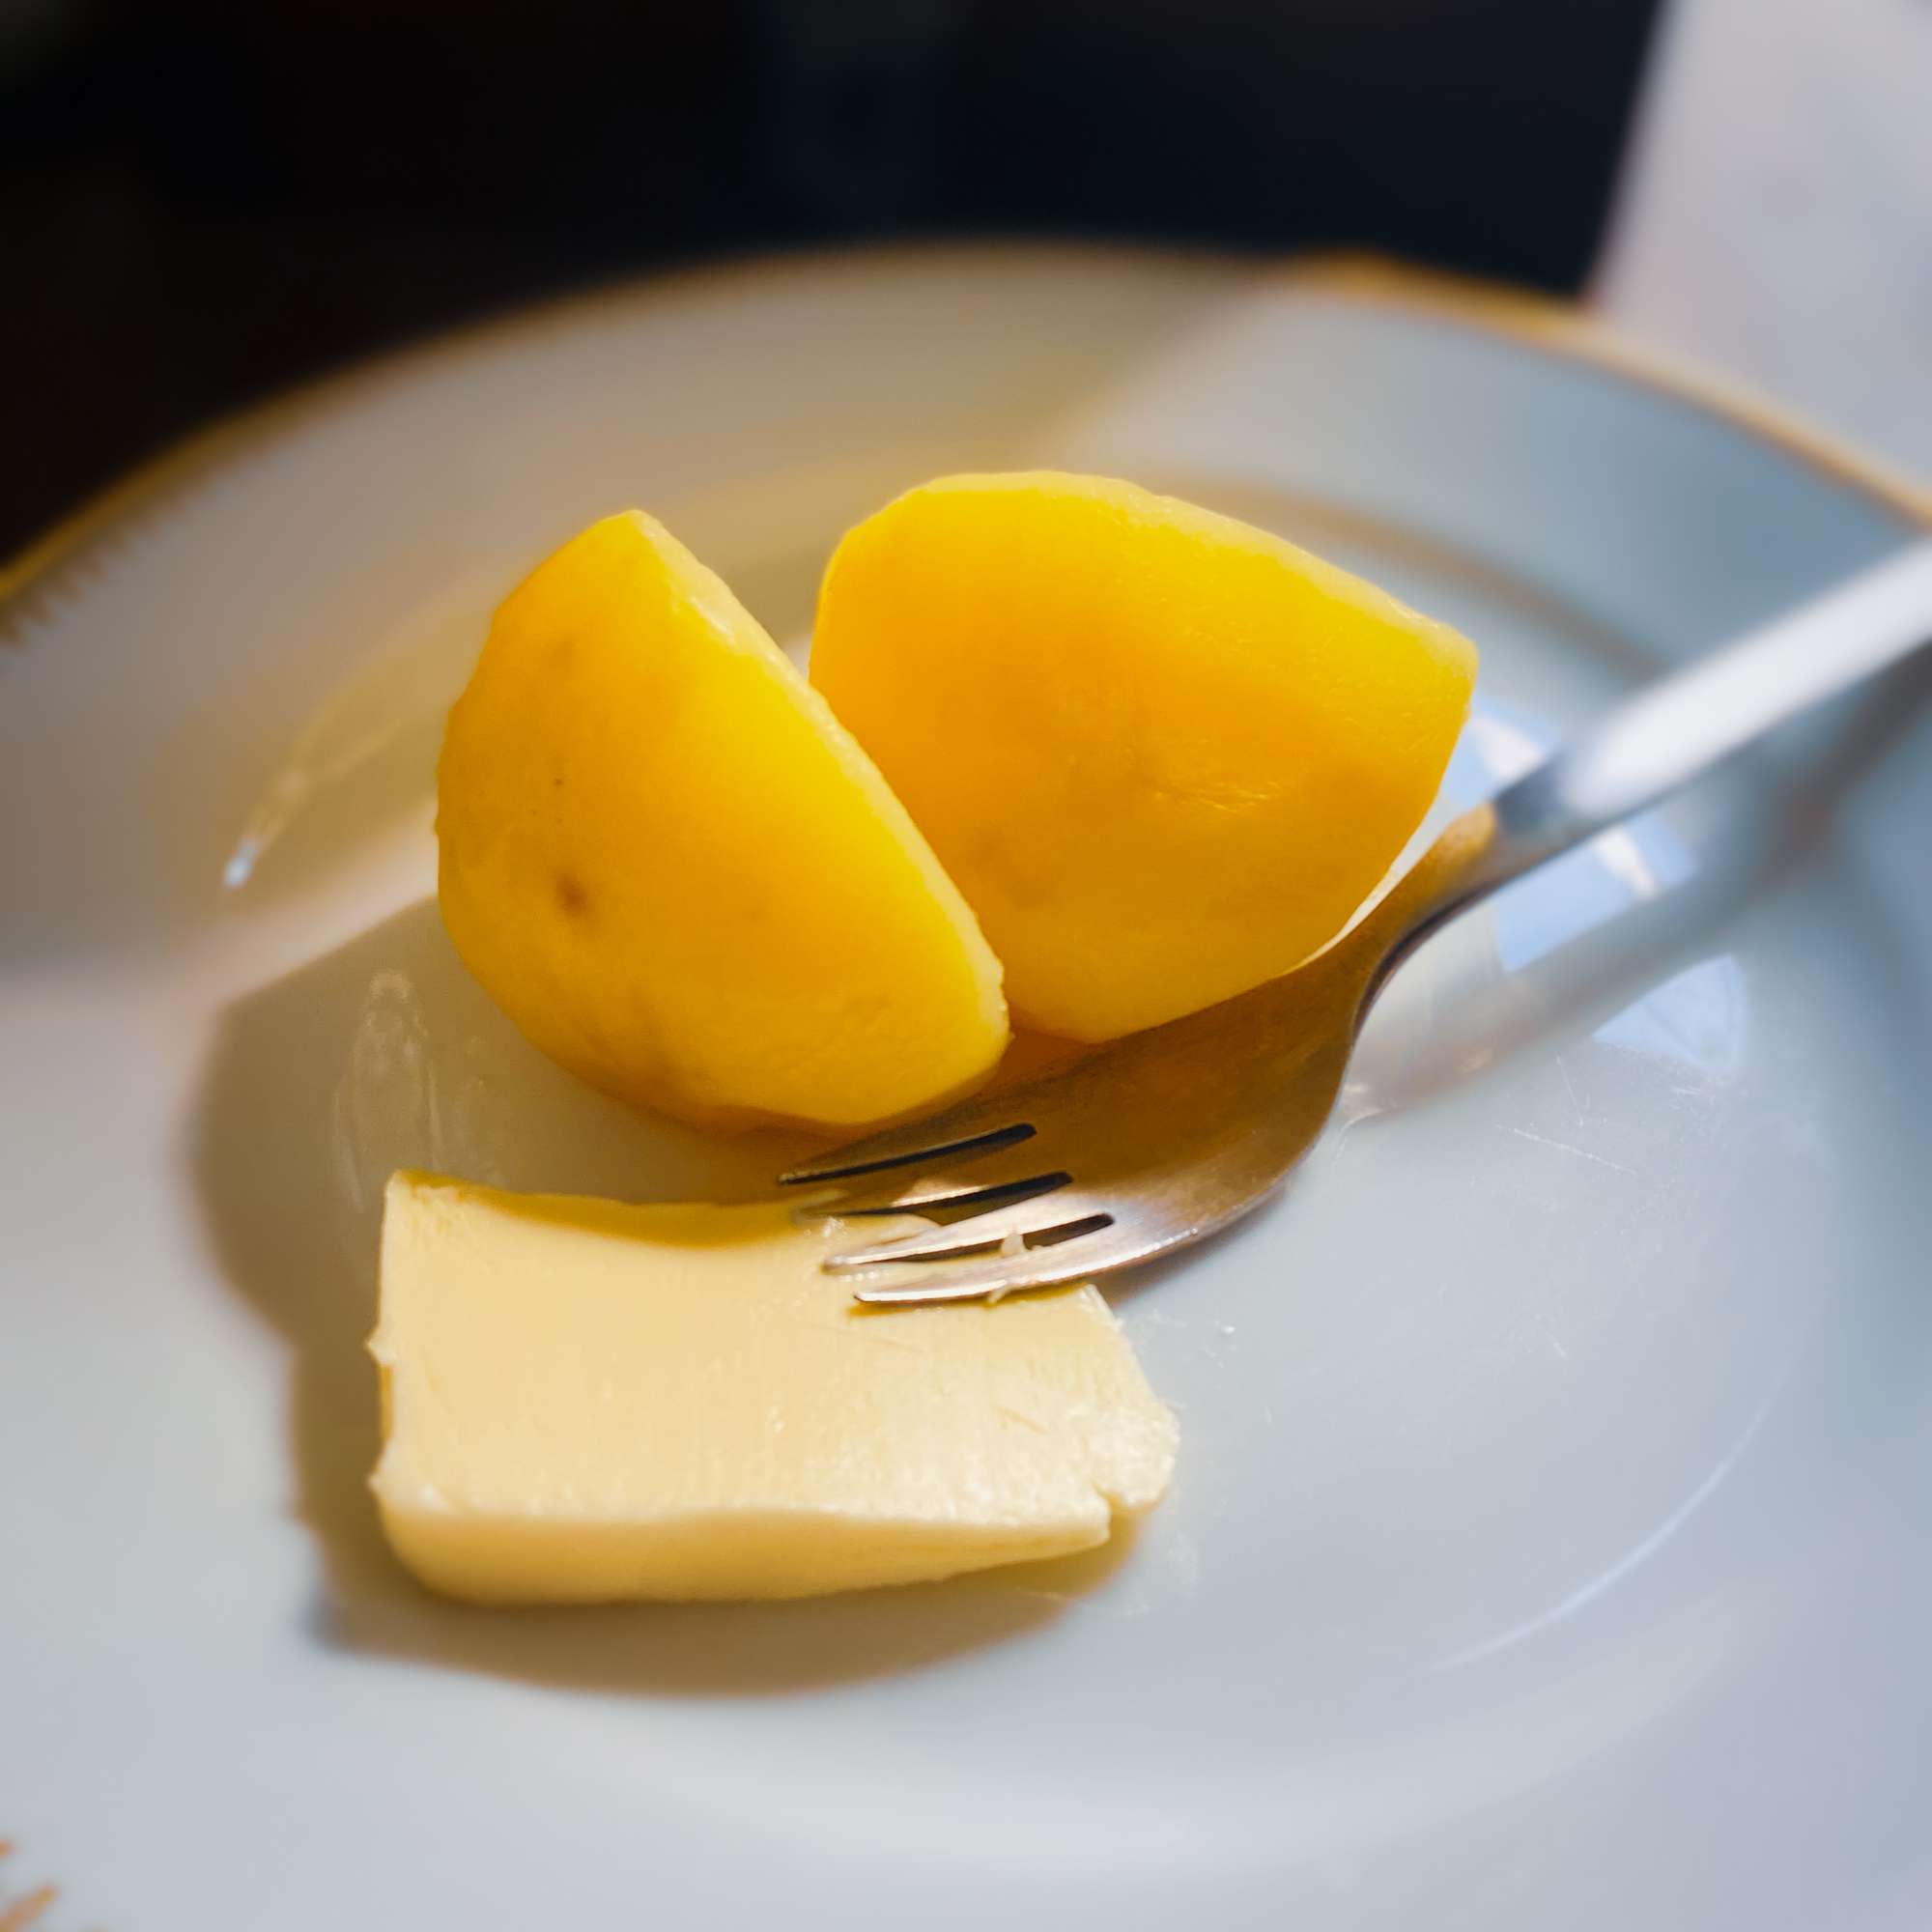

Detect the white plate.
[{"left": 4, "top": 247, "right": 1929, "bottom": 1932}]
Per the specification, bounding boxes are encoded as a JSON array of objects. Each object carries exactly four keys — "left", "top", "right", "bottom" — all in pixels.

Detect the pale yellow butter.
[{"left": 369, "top": 1172, "right": 1176, "bottom": 1603}]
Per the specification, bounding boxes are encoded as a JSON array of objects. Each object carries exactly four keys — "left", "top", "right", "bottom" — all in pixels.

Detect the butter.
[{"left": 369, "top": 1172, "right": 1176, "bottom": 1603}]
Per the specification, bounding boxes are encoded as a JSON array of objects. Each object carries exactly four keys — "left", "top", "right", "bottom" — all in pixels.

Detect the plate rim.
[
  {"left": 7, "top": 242, "right": 1931, "bottom": 1931},
  {"left": 3, "top": 244, "right": 1925, "bottom": 647}
]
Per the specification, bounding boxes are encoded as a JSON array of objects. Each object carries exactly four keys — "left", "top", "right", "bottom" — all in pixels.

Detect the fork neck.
[
  {"left": 1358, "top": 540, "right": 1932, "bottom": 1018},
  {"left": 1350, "top": 803, "right": 1502, "bottom": 1020}
]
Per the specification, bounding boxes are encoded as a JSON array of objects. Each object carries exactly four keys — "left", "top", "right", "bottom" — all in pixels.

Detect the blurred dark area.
[{"left": 2, "top": 0, "right": 1662, "bottom": 558}]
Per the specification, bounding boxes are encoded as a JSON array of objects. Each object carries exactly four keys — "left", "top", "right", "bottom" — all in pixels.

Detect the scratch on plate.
[
  {"left": 1554, "top": 1052, "right": 1583, "bottom": 1122},
  {"left": 1505, "top": 1124, "right": 1639, "bottom": 1178}
]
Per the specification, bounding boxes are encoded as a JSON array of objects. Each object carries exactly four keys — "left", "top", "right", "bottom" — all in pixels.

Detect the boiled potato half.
[
  {"left": 811, "top": 472, "right": 1478, "bottom": 1040},
  {"left": 437, "top": 512, "right": 1009, "bottom": 1130}
]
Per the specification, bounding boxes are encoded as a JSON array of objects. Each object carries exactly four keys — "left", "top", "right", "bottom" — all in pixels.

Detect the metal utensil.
[{"left": 782, "top": 541, "right": 1932, "bottom": 1307}]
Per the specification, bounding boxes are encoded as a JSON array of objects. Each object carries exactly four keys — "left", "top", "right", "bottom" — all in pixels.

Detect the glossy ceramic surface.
[{"left": 3, "top": 248, "right": 1928, "bottom": 1931}]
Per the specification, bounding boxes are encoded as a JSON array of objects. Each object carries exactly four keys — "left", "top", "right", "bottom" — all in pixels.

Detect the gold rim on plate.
[{"left": 3, "top": 247, "right": 1925, "bottom": 642}]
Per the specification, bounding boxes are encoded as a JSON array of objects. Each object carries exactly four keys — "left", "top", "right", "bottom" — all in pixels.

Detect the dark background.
[{"left": 2, "top": 0, "right": 1663, "bottom": 559}]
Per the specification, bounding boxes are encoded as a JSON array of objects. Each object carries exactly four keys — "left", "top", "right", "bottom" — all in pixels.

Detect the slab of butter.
[{"left": 369, "top": 1172, "right": 1177, "bottom": 1603}]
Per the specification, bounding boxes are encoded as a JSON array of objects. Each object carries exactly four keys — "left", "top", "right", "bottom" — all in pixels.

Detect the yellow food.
[
  {"left": 437, "top": 511, "right": 1008, "bottom": 1130},
  {"left": 811, "top": 472, "right": 1478, "bottom": 1040},
  {"left": 368, "top": 1172, "right": 1177, "bottom": 1604}
]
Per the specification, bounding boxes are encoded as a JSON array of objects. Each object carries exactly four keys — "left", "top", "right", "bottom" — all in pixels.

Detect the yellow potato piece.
[
  {"left": 438, "top": 512, "right": 1008, "bottom": 1128},
  {"left": 811, "top": 472, "right": 1478, "bottom": 1040}
]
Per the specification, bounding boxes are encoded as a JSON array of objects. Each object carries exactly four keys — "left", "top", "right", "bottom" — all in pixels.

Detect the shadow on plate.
[{"left": 190, "top": 896, "right": 1137, "bottom": 1694}]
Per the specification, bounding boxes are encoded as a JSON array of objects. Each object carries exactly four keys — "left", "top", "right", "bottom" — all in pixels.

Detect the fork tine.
[
  {"left": 815, "top": 1169, "right": 1073, "bottom": 1222},
  {"left": 789, "top": 1145, "right": 1073, "bottom": 1220},
  {"left": 825, "top": 1193, "right": 1099, "bottom": 1269},
  {"left": 849, "top": 1221, "right": 1141, "bottom": 1306},
  {"left": 778, "top": 1115, "right": 1035, "bottom": 1187}
]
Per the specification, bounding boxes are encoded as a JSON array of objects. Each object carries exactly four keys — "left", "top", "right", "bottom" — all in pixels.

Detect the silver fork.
[{"left": 782, "top": 541, "right": 1932, "bottom": 1307}]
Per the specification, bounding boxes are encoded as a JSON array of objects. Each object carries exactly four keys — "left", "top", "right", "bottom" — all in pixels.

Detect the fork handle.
[{"left": 1375, "top": 538, "right": 1932, "bottom": 988}]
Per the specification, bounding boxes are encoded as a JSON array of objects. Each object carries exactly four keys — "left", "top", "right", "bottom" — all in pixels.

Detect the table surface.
[{"left": 1594, "top": 0, "right": 1932, "bottom": 485}]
